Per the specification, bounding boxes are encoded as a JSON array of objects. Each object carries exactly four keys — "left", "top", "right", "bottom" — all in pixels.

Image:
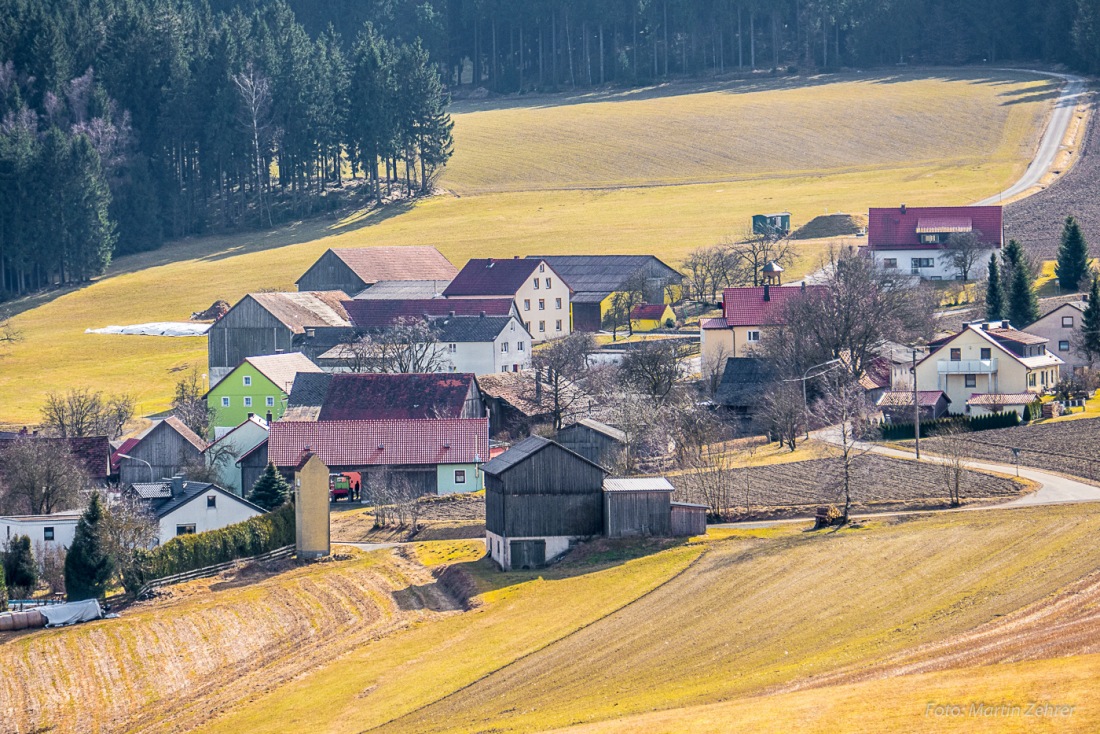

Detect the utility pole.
[{"left": 912, "top": 348, "right": 920, "bottom": 459}]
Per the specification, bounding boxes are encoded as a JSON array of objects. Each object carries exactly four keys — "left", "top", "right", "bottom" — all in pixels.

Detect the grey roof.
[
  {"left": 130, "top": 482, "right": 173, "bottom": 499},
  {"left": 353, "top": 280, "right": 452, "bottom": 300},
  {"left": 716, "top": 358, "right": 775, "bottom": 408},
  {"left": 670, "top": 501, "right": 710, "bottom": 509},
  {"left": 433, "top": 315, "right": 517, "bottom": 342},
  {"left": 146, "top": 481, "right": 267, "bottom": 519},
  {"left": 527, "top": 255, "right": 682, "bottom": 299},
  {"left": 562, "top": 418, "right": 627, "bottom": 443},
  {"left": 603, "top": 477, "right": 674, "bottom": 492},
  {"left": 287, "top": 373, "right": 334, "bottom": 408},
  {"left": 482, "top": 435, "right": 608, "bottom": 477}
]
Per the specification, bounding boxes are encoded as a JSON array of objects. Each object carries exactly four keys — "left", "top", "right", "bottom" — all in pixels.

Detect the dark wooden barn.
[
  {"left": 555, "top": 418, "right": 626, "bottom": 469},
  {"left": 118, "top": 417, "right": 207, "bottom": 486},
  {"left": 295, "top": 247, "right": 457, "bottom": 295},
  {"left": 602, "top": 478, "right": 674, "bottom": 537},
  {"left": 237, "top": 438, "right": 269, "bottom": 496},
  {"left": 671, "top": 502, "right": 708, "bottom": 536},
  {"left": 483, "top": 435, "right": 608, "bottom": 570}
]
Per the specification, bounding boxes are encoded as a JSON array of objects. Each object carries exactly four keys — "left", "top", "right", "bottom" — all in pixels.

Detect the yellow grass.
[{"left": 0, "top": 70, "right": 1057, "bottom": 423}]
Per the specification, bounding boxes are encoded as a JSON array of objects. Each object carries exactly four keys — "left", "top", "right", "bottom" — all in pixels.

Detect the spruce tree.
[
  {"left": 249, "top": 463, "right": 291, "bottom": 510},
  {"left": 1080, "top": 276, "right": 1100, "bottom": 366},
  {"left": 0, "top": 561, "right": 6, "bottom": 611},
  {"left": 2, "top": 535, "right": 37, "bottom": 597},
  {"left": 986, "top": 253, "right": 1004, "bottom": 321},
  {"left": 1056, "top": 216, "right": 1090, "bottom": 291},
  {"left": 1007, "top": 256, "right": 1040, "bottom": 327},
  {"left": 64, "top": 493, "right": 115, "bottom": 601}
]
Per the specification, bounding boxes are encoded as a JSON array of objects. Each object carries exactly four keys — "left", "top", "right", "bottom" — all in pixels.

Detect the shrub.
[
  {"left": 249, "top": 463, "right": 292, "bottom": 510},
  {"left": 2, "top": 535, "right": 37, "bottom": 597}
]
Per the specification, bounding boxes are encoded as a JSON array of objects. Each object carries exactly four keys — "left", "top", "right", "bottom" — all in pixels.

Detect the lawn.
[{"left": 0, "top": 70, "right": 1058, "bottom": 424}]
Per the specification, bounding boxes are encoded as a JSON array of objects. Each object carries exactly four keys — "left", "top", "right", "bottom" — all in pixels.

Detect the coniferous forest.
[{"left": 1, "top": 0, "right": 1099, "bottom": 297}]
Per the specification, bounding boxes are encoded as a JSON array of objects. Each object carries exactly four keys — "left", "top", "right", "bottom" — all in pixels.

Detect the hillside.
[
  {"left": 187, "top": 504, "right": 1100, "bottom": 734},
  {"left": 0, "top": 70, "right": 1057, "bottom": 423}
]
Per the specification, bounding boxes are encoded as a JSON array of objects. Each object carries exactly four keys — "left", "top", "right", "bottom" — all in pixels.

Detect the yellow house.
[
  {"left": 630, "top": 303, "right": 676, "bottom": 332},
  {"left": 700, "top": 284, "right": 821, "bottom": 369},
  {"left": 294, "top": 451, "right": 330, "bottom": 559},
  {"left": 913, "top": 321, "right": 1063, "bottom": 415}
]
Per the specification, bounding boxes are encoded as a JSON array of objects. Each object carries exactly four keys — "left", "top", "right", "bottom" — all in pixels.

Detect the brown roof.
[
  {"left": 244, "top": 353, "right": 323, "bottom": 394},
  {"left": 152, "top": 417, "right": 208, "bottom": 453},
  {"left": 477, "top": 370, "right": 595, "bottom": 420},
  {"left": 876, "top": 390, "right": 949, "bottom": 408},
  {"left": 985, "top": 327, "right": 1048, "bottom": 346},
  {"left": 313, "top": 247, "right": 457, "bottom": 286},
  {"left": 289, "top": 373, "right": 478, "bottom": 422},
  {"left": 966, "top": 393, "right": 1037, "bottom": 407},
  {"left": 248, "top": 292, "right": 351, "bottom": 333}
]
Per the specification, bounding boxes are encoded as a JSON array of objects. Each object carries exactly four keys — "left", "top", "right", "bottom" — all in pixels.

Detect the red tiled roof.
[
  {"left": 110, "top": 437, "right": 140, "bottom": 475},
  {"left": 269, "top": 418, "right": 489, "bottom": 467},
  {"left": 630, "top": 303, "right": 670, "bottom": 321},
  {"left": 868, "top": 206, "right": 1002, "bottom": 250},
  {"left": 858, "top": 357, "right": 892, "bottom": 391},
  {"left": 966, "top": 393, "right": 1037, "bottom": 407},
  {"left": 700, "top": 317, "right": 728, "bottom": 330},
  {"left": 719, "top": 286, "right": 825, "bottom": 327},
  {"left": 443, "top": 258, "right": 543, "bottom": 297},
  {"left": 313, "top": 373, "right": 477, "bottom": 421},
  {"left": 343, "top": 298, "right": 515, "bottom": 329}
]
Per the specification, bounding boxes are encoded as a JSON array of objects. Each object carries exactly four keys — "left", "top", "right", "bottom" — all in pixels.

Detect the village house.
[
  {"left": 913, "top": 320, "right": 1063, "bottom": 415},
  {"left": 866, "top": 204, "right": 1003, "bottom": 280},
  {"left": 126, "top": 477, "right": 265, "bottom": 544},
  {"left": 444, "top": 258, "right": 572, "bottom": 341},
  {"left": 117, "top": 417, "right": 207, "bottom": 486},
  {"left": 203, "top": 414, "right": 269, "bottom": 495},
  {"left": 295, "top": 246, "right": 457, "bottom": 295},
  {"left": 205, "top": 352, "right": 323, "bottom": 436},
  {"left": 271, "top": 372, "right": 489, "bottom": 496},
  {"left": 700, "top": 284, "right": 822, "bottom": 370},
  {"left": 630, "top": 303, "right": 676, "bottom": 332},
  {"left": 714, "top": 357, "right": 776, "bottom": 429},
  {"left": 1026, "top": 300, "right": 1089, "bottom": 371},
  {"left": 207, "top": 291, "right": 351, "bottom": 384},
  {"left": 0, "top": 512, "right": 81, "bottom": 549},
  {"left": 527, "top": 255, "right": 683, "bottom": 332}
]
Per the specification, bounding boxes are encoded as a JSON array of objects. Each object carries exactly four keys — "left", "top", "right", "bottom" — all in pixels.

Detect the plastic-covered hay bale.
[{"left": 0, "top": 613, "right": 14, "bottom": 632}]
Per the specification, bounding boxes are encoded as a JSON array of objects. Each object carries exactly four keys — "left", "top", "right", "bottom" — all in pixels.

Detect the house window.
[
  {"left": 556, "top": 297, "right": 562, "bottom": 309},
  {"left": 980, "top": 348, "right": 991, "bottom": 360},
  {"left": 510, "top": 321, "right": 515, "bottom": 331},
  {"left": 539, "top": 299, "right": 545, "bottom": 310},
  {"left": 883, "top": 258, "right": 897, "bottom": 269},
  {"left": 1063, "top": 316, "right": 1074, "bottom": 327},
  {"left": 244, "top": 396, "right": 252, "bottom": 407},
  {"left": 518, "top": 341, "right": 525, "bottom": 351},
  {"left": 1028, "top": 373, "right": 1037, "bottom": 387},
  {"left": 746, "top": 330, "right": 761, "bottom": 342},
  {"left": 556, "top": 319, "right": 563, "bottom": 331},
  {"left": 1041, "top": 370, "right": 1048, "bottom": 386},
  {"left": 912, "top": 258, "right": 935, "bottom": 269},
  {"left": 539, "top": 321, "right": 546, "bottom": 332},
  {"left": 533, "top": 278, "right": 540, "bottom": 289},
  {"left": 176, "top": 524, "right": 196, "bottom": 536},
  {"left": 221, "top": 397, "right": 230, "bottom": 407},
  {"left": 455, "top": 469, "right": 467, "bottom": 484},
  {"left": 207, "top": 495, "right": 216, "bottom": 508},
  {"left": 43, "top": 527, "right": 54, "bottom": 541},
  {"left": 524, "top": 299, "right": 531, "bottom": 311},
  {"left": 1060, "top": 340, "right": 1070, "bottom": 352},
  {"left": 448, "top": 343, "right": 457, "bottom": 353},
  {"left": 502, "top": 366, "right": 509, "bottom": 372},
  {"left": 539, "top": 263, "right": 545, "bottom": 273},
  {"left": 501, "top": 342, "right": 509, "bottom": 353},
  {"left": 525, "top": 321, "right": 531, "bottom": 332},
  {"left": 243, "top": 375, "right": 251, "bottom": 386},
  {"left": 964, "top": 374, "right": 977, "bottom": 388},
  {"left": 920, "top": 234, "right": 943, "bottom": 244},
  {"left": 266, "top": 396, "right": 275, "bottom": 407},
  {"left": 545, "top": 278, "right": 552, "bottom": 288},
  {"left": 950, "top": 348, "right": 961, "bottom": 361}
]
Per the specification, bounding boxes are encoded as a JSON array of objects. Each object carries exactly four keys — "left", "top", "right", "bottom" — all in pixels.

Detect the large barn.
[{"left": 295, "top": 246, "right": 458, "bottom": 295}]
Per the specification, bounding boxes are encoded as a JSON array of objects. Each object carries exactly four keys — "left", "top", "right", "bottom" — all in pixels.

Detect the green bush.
[
  {"left": 879, "top": 410, "right": 1020, "bottom": 440},
  {"left": 126, "top": 503, "right": 295, "bottom": 594}
]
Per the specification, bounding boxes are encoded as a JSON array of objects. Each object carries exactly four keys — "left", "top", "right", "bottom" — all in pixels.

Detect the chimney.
[
  {"left": 169, "top": 475, "right": 185, "bottom": 496},
  {"left": 763, "top": 283, "right": 771, "bottom": 302},
  {"left": 247, "top": 412, "right": 254, "bottom": 419},
  {"left": 1002, "top": 320, "right": 1010, "bottom": 329},
  {"left": 800, "top": 281, "right": 806, "bottom": 293},
  {"left": 514, "top": 255, "right": 520, "bottom": 259},
  {"left": 900, "top": 203, "right": 907, "bottom": 214},
  {"left": 266, "top": 410, "right": 273, "bottom": 423},
  {"left": 981, "top": 323, "right": 989, "bottom": 330},
  {"left": 480, "top": 310, "right": 486, "bottom": 317},
  {"left": 449, "top": 310, "right": 456, "bottom": 318}
]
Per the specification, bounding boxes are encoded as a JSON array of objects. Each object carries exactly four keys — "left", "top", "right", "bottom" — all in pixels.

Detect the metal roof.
[
  {"left": 603, "top": 477, "right": 674, "bottom": 492},
  {"left": 481, "top": 435, "right": 607, "bottom": 477},
  {"left": 353, "top": 280, "right": 453, "bottom": 300},
  {"left": 526, "top": 255, "right": 681, "bottom": 299}
]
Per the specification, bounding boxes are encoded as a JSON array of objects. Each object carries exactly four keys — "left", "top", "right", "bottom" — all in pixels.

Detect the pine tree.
[
  {"left": 64, "top": 493, "right": 115, "bottom": 601},
  {"left": 249, "top": 463, "right": 291, "bottom": 510},
  {"left": 1007, "top": 256, "right": 1040, "bottom": 327},
  {"left": 986, "top": 253, "right": 1004, "bottom": 321},
  {"left": 1080, "top": 276, "right": 1100, "bottom": 366},
  {"left": 2, "top": 535, "right": 37, "bottom": 596},
  {"left": 1056, "top": 215, "right": 1090, "bottom": 291}
]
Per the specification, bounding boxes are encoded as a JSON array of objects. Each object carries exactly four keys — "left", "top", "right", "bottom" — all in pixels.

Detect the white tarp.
[
  {"left": 85, "top": 322, "right": 211, "bottom": 337},
  {"left": 38, "top": 599, "right": 104, "bottom": 627}
]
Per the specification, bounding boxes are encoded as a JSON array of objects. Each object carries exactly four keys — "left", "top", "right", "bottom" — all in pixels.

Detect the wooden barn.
[
  {"left": 295, "top": 246, "right": 457, "bottom": 295},
  {"left": 670, "top": 501, "right": 708, "bottom": 536},
  {"left": 236, "top": 439, "right": 269, "bottom": 497},
  {"left": 555, "top": 418, "right": 626, "bottom": 469},
  {"left": 602, "top": 477, "right": 673, "bottom": 537},
  {"left": 118, "top": 417, "right": 207, "bottom": 486},
  {"left": 484, "top": 436, "right": 607, "bottom": 570}
]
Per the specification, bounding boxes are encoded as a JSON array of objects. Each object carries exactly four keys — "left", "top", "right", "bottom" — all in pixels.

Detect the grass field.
[{"left": 0, "top": 70, "right": 1058, "bottom": 423}]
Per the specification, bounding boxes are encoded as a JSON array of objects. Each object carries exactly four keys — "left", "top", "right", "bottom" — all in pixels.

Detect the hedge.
[
  {"left": 126, "top": 503, "right": 294, "bottom": 593},
  {"left": 879, "top": 410, "right": 1020, "bottom": 440}
]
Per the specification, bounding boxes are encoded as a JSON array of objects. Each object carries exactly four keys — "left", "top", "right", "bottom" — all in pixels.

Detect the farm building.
[
  {"left": 0, "top": 512, "right": 81, "bottom": 549},
  {"left": 876, "top": 390, "right": 951, "bottom": 422},
  {"left": 342, "top": 297, "right": 519, "bottom": 328},
  {"left": 752, "top": 212, "right": 791, "bottom": 236},
  {"left": 444, "top": 258, "right": 572, "bottom": 342},
  {"left": 350, "top": 279, "right": 453, "bottom": 300},
  {"left": 715, "top": 357, "right": 776, "bottom": 429},
  {"left": 630, "top": 303, "right": 676, "bottom": 332},
  {"left": 867, "top": 204, "right": 1003, "bottom": 280},
  {"left": 236, "top": 439, "right": 269, "bottom": 498},
  {"left": 118, "top": 417, "right": 207, "bottom": 486},
  {"left": 207, "top": 291, "right": 351, "bottom": 384},
  {"left": 295, "top": 246, "right": 457, "bottom": 295},
  {"left": 526, "top": 255, "right": 683, "bottom": 332},
  {"left": 555, "top": 418, "right": 626, "bottom": 469},
  {"left": 603, "top": 477, "right": 674, "bottom": 537},
  {"left": 203, "top": 415, "right": 269, "bottom": 495},
  {"left": 0, "top": 433, "right": 112, "bottom": 486},
  {"left": 670, "top": 502, "right": 708, "bottom": 536},
  {"left": 477, "top": 370, "right": 602, "bottom": 438},
  {"left": 126, "top": 476, "right": 266, "bottom": 544},
  {"left": 206, "top": 352, "right": 323, "bottom": 435}
]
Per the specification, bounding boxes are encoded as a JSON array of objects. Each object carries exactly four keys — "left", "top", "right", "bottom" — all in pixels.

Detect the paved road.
[{"left": 974, "top": 71, "right": 1088, "bottom": 206}]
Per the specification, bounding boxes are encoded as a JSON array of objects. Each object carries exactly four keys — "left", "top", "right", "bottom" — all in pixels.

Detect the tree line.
[{"left": 0, "top": 0, "right": 454, "bottom": 297}]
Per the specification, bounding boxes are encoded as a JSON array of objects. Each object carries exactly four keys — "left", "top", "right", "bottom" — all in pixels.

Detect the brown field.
[{"left": 331, "top": 493, "right": 486, "bottom": 542}]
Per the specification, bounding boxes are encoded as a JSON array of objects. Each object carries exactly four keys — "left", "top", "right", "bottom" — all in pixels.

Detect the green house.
[
  {"left": 206, "top": 352, "right": 323, "bottom": 437},
  {"left": 752, "top": 212, "right": 791, "bottom": 237}
]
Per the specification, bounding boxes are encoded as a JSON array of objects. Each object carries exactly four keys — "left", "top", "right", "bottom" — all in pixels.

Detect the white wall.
[
  {"left": 206, "top": 419, "right": 268, "bottom": 495},
  {"left": 870, "top": 248, "right": 995, "bottom": 280},
  {"left": 485, "top": 530, "right": 571, "bottom": 570},
  {"left": 440, "top": 317, "right": 533, "bottom": 375},
  {"left": 158, "top": 491, "right": 262, "bottom": 545},
  {"left": 516, "top": 262, "right": 572, "bottom": 341},
  {"left": 492, "top": 318, "right": 533, "bottom": 374},
  {"left": 0, "top": 515, "right": 79, "bottom": 549}
]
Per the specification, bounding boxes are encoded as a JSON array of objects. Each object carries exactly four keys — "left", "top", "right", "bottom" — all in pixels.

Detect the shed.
[
  {"left": 670, "top": 502, "right": 708, "bottom": 536},
  {"left": 118, "top": 417, "right": 207, "bottom": 486},
  {"left": 752, "top": 212, "right": 791, "bottom": 236},
  {"left": 295, "top": 246, "right": 457, "bottom": 294},
  {"left": 237, "top": 438, "right": 269, "bottom": 497},
  {"left": 555, "top": 419, "right": 626, "bottom": 469},
  {"left": 629, "top": 303, "right": 676, "bottom": 332},
  {"left": 603, "top": 477, "right": 673, "bottom": 537},
  {"left": 483, "top": 436, "right": 608, "bottom": 570}
]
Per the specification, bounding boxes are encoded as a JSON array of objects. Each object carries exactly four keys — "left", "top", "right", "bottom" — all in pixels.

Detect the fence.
[{"left": 135, "top": 545, "right": 295, "bottom": 598}]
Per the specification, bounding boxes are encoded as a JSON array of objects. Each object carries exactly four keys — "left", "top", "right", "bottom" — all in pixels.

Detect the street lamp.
[{"left": 118, "top": 453, "right": 154, "bottom": 483}]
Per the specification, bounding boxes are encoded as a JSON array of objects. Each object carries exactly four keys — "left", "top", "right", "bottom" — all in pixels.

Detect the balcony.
[{"left": 938, "top": 359, "right": 997, "bottom": 374}]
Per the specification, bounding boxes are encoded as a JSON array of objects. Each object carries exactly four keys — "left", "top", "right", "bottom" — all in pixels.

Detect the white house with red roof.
[
  {"left": 866, "top": 204, "right": 1003, "bottom": 280},
  {"left": 700, "top": 284, "right": 823, "bottom": 368},
  {"left": 913, "top": 320, "right": 1062, "bottom": 415},
  {"left": 444, "top": 258, "right": 572, "bottom": 342}
]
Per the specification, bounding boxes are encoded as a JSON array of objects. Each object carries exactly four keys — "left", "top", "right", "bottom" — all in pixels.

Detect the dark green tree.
[
  {"left": 986, "top": 253, "right": 1004, "bottom": 321},
  {"left": 1007, "top": 255, "right": 1040, "bottom": 327},
  {"left": 0, "top": 561, "right": 6, "bottom": 611},
  {"left": 1079, "top": 276, "right": 1100, "bottom": 366},
  {"left": 249, "top": 463, "right": 292, "bottom": 510},
  {"left": 64, "top": 493, "right": 115, "bottom": 601},
  {"left": 1056, "top": 215, "right": 1090, "bottom": 291},
  {"left": 2, "top": 535, "right": 37, "bottom": 597}
]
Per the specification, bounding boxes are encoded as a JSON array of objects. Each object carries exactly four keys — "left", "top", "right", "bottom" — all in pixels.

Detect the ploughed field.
[{"left": 0, "top": 70, "right": 1058, "bottom": 423}]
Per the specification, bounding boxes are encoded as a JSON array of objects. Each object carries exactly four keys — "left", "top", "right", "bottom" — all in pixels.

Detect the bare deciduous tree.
[
  {"left": 532, "top": 332, "right": 595, "bottom": 430},
  {"left": 761, "top": 380, "right": 806, "bottom": 451},
  {"left": 619, "top": 338, "right": 689, "bottom": 408},
  {"left": 812, "top": 375, "right": 874, "bottom": 524},
  {"left": 725, "top": 231, "right": 795, "bottom": 287},
  {"left": 172, "top": 369, "right": 214, "bottom": 438},
  {"left": 935, "top": 427, "right": 971, "bottom": 507},
  {"left": 677, "top": 443, "right": 736, "bottom": 519},
  {"left": 0, "top": 437, "right": 90, "bottom": 514},
  {"left": 358, "top": 317, "right": 449, "bottom": 374},
  {"left": 101, "top": 492, "right": 158, "bottom": 592},
  {"left": 41, "top": 388, "right": 135, "bottom": 439},
  {"left": 234, "top": 62, "right": 273, "bottom": 228},
  {"left": 601, "top": 273, "right": 647, "bottom": 340},
  {"left": 940, "top": 232, "right": 987, "bottom": 282}
]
